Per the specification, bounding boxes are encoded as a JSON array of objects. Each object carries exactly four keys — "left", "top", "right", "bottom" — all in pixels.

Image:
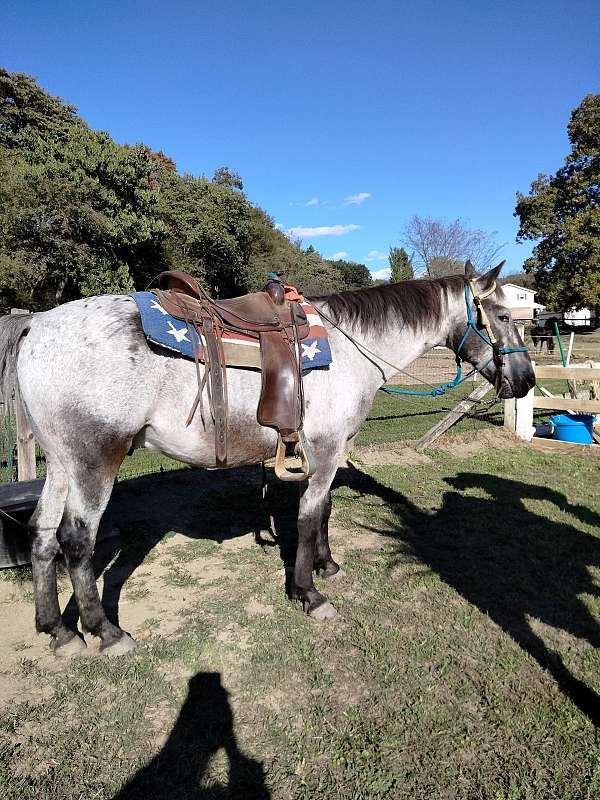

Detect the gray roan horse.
[{"left": 0, "top": 261, "right": 534, "bottom": 656}]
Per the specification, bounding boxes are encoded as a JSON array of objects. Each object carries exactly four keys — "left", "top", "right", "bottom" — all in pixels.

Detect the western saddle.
[{"left": 154, "top": 270, "right": 315, "bottom": 481}]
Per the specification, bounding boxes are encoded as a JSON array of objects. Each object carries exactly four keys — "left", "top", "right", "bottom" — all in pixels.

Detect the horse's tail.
[{"left": 0, "top": 314, "right": 32, "bottom": 409}]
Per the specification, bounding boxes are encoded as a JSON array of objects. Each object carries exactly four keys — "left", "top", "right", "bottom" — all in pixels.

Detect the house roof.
[{"left": 502, "top": 283, "right": 536, "bottom": 294}]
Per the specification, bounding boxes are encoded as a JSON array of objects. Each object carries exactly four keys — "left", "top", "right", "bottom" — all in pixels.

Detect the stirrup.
[{"left": 274, "top": 432, "right": 315, "bottom": 481}]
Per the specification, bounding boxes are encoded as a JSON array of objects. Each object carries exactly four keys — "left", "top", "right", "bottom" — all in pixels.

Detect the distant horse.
[
  {"left": 531, "top": 324, "right": 555, "bottom": 354},
  {"left": 531, "top": 316, "right": 561, "bottom": 354},
  {"left": 0, "top": 261, "right": 534, "bottom": 656}
]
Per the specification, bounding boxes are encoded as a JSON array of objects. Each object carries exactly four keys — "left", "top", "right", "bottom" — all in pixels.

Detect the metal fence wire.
[{"left": 386, "top": 346, "right": 505, "bottom": 427}]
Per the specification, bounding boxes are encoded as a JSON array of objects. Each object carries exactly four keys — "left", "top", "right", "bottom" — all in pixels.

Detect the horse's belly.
[
  {"left": 140, "top": 365, "right": 279, "bottom": 468},
  {"left": 136, "top": 419, "right": 277, "bottom": 469}
]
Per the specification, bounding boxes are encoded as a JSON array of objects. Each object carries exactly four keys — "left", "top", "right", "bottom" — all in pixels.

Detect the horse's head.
[{"left": 448, "top": 261, "right": 536, "bottom": 399}]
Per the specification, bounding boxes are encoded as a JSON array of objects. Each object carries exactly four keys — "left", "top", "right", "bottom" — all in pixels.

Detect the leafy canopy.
[
  {"left": 515, "top": 94, "right": 600, "bottom": 310},
  {"left": 0, "top": 70, "right": 370, "bottom": 311}
]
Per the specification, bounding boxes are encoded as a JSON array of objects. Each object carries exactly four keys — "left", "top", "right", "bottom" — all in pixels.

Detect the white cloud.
[
  {"left": 274, "top": 222, "right": 283, "bottom": 230},
  {"left": 290, "top": 196, "right": 327, "bottom": 207},
  {"left": 364, "top": 249, "right": 388, "bottom": 262},
  {"left": 341, "top": 192, "right": 372, "bottom": 207},
  {"left": 370, "top": 267, "right": 391, "bottom": 281},
  {"left": 287, "top": 224, "right": 360, "bottom": 238},
  {"left": 329, "top": 251, "right": 348, "bottom": 260}
]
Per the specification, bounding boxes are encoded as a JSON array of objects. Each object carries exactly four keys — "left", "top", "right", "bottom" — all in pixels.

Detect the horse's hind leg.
[
  {"left": 57, "top": 453, "right": 135, "bottom": 656},
  {"left": 28, "top": 458, "right": 86, "bottom": 656}
]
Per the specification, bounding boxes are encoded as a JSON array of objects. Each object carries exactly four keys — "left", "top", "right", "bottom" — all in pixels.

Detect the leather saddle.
[{"left": 154, "top": 270, "right": 315, "bottom": 481}]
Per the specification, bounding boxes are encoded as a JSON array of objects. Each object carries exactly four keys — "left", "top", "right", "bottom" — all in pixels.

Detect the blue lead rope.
[{"left": 381, "top": 282, "right": 527, "bottom": 398}]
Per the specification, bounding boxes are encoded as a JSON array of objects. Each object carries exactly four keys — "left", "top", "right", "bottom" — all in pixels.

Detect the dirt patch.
[
  {"left": 329, "top": 525, "right": 388, "bottom": 554},
  {"left": 216, "top": 622, "right": 251, "bottom": 650},
  {"left": 245, "top": 600, "right": 274, "bottom": 617},
  {"left": 432, "top": 427, "right": 524, "bottom": 457},
  {"left": 354, "top": 443, "right": 432, "bottom": 466},
  {"left": 0, "top": 672, "right": 55, "bottom": 710},
  {"left": 355, "top": 429, "right": 524, "bottom": 463}
]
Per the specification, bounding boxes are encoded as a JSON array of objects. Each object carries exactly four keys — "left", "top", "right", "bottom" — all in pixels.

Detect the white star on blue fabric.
[
  {"left": 301, "top": 340, "right": 321, "bottom": 361},
  {"left": 150, "top": 299, "right": 168, "bottom": 315},
  {"left": 166, "top": 321, "right": 190, "bottom": 343}
]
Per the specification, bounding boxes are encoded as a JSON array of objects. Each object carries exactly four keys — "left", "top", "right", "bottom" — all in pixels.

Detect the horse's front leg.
[
  {"left": 292, "top": 447, "right": 342, "bottom": 620},
  {"left": 313, "top": 490, "right": 344, "bottom": 579}
]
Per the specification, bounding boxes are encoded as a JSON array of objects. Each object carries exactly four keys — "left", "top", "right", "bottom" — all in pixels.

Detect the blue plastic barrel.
[{"left": 551, "top": 413, "right": 594, "bottom": 445}]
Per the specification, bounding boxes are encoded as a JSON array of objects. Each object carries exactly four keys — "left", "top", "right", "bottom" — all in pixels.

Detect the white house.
[
  {"left": 538, "top": 307, "right": 595, "bottom": 327},
  {"left": 501, "top": 283, "right": 544, "bottom": 321}
]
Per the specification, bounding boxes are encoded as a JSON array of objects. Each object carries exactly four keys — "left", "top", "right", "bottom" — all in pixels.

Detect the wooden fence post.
[
  {"left": 9, "top": 309, "right": 36, "bottom": 481},
  {"left": 14, "top": 386, "right": 36, "bottom": 481},
  {"left": 413, "top": 382, "right": 493, "bottom": 450}
]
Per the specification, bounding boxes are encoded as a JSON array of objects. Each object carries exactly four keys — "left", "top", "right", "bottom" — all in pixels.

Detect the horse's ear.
[
  {"left": 464, "top": 260, "right": 477, "bottom": 280},
  {"left": 478, "top": 260, "right": 505, "bottom": 291}
]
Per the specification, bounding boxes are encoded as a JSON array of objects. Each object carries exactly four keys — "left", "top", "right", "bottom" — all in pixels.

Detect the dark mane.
[{"left": 313, "top": 275, "right": 465, "bottom": 335}]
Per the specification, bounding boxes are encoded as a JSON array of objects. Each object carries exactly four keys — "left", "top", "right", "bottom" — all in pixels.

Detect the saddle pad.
[{"left": 131, "top": 291, "right": 332, "bottom": 371}]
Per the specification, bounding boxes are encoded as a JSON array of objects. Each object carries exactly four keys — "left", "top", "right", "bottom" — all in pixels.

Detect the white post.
[
  {"left": 514, "top": 360, "right": 535, "bottom": 441},
  {"left": 504, "top": 397, "right": 517, "bottom": 432},
  {"left": 566, "top": 332, "right": 575, "bottom": 365}
]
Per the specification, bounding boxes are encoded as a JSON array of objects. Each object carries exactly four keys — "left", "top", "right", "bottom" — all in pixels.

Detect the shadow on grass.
[
  {"left": 68, "top": 462, "right": 599, "bottom": 727},
  {"left": 365, "top": 409, "right": 455, "bottom": 422},
  {"left": 335, "top": 462, "right": 600, "bottom": 726},
  {"left": 113, "top": 671, "right": 270, "bottom": 800},
  {"left": 63, "top": 467, "right": 299, "bottom": 632}
]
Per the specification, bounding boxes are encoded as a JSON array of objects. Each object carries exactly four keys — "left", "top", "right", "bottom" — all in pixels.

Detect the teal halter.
[{"left": 382, "top": 280, "right": 528, "bottom": 398}]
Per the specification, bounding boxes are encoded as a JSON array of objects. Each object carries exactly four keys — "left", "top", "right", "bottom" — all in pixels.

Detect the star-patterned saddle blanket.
[{"left": 131, "top": 291, "right": 332, "bottom": 372}]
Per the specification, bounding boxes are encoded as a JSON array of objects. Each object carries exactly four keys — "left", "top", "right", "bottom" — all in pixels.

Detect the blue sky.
[{"left": 3, "top": 1, "right": 599, "bottom": 279}]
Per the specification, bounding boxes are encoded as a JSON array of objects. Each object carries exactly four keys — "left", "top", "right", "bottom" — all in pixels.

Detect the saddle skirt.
[{"left": 131, "top": 291, "right": 332, "bottom": 371}]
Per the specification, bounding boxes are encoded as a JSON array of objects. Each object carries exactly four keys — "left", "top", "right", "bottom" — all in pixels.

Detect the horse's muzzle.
[{"left": 498, "top": 368, "right": 536, "bottom": 399}]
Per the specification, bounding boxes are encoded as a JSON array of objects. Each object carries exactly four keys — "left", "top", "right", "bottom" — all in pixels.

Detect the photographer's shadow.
[{"left": 113, "top": 672, "right": 270, "bottom": 800}]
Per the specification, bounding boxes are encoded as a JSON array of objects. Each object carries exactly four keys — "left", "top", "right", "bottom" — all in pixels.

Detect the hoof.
[
  {"left": 100, "top": 632, "right": 137, "bottom": 657},
  {"left": 308, "top": 600, "right": 338, "bottom": 621},
  {"left": 51, "top": 633, "right": 87, "bottom": 658},
  {"left": 318, "top": 565, "right": 346, "bottom": 581}
]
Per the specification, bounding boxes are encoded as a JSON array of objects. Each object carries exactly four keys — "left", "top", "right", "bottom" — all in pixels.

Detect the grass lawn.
[{"left": 0, "top": 394, "right": 599, "bottom": 799}]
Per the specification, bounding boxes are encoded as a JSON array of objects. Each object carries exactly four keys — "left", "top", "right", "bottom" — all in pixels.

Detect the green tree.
[
  {"left": 515, "top": 94, "right": 600, "bottom": 311},
  {"left": 0, "top": 69, "right": 347, "bottom": 310},
  {"left": 388, "top": 246, "right": 413, "bottom": 282},
  {"left": 329, "top": 258, "right": 372, "bottom": 289},
  {"left": 282, "top": 245, "right": 342, "bottom": 296},
  {"left": 501, "top": 271, "right": 536, "bottom": 290},
  {"left": 0, "top": 70, "right": 169, "bottom": 308},
  {"left": 212, "top": 166, "right": 244, "bottom": 191}
]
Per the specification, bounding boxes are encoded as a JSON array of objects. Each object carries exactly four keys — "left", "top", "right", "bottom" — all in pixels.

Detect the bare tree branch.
[{"left": 401, "top": 215, "right": 506, "bottom": 277}]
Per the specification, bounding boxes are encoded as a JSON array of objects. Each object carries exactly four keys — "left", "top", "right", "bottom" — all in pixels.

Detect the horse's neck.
[{"left": 328, "top": 312, "right": 452, "bottom": 393}]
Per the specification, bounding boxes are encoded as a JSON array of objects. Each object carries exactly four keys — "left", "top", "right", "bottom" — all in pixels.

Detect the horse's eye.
[{"left": 498, "top": 313, "right": 509, "bottom": 323}]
